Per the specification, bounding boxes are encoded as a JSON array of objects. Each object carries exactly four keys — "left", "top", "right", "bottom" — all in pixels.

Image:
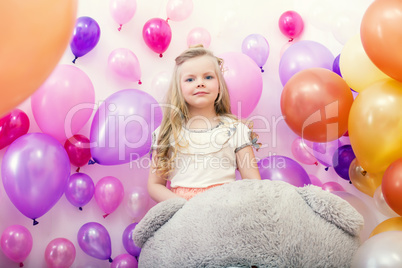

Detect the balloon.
[
  {"left": 278, "top": 11, "right": 304, "bottom": 41},
  {"left": 348, "top": 79, "right": 402, "bottom": 173},
  {"left": 65, "top": 173, "right": 95, "bottom": 210},
  {"left": 109, "top": 0, "right": 137, "bottom": 31},
  {"left": 370, "top": 217, "right": 402, "bottom": 238},
  {"left": 122, "top": 223, "right": 141, "bottom": 257},
  {"left": 279, "top": 40, "right": 334, "bottom": 86},
  {"left": 64, "top": 134, "right": 92, "bottom": 169},
  {"left": 90, "top": 89, "right": 162, "bottom": 165},
  {"left": 70, "top": 16, "right": 101, "bottom": 63},
  {"left": 0, "top": 109, "right": 30, "bottom": 150},
  {"left": 187, "top": 27, "right": 211, "bottom": 48},
  {"left": 332, "top": 144, "right": 355, "bottom": 181},
  {"left": 0, "top": 225, "right": 33, "bottom": 266},
  {"left": 111, "top": 254, "right": 138, "bottom": 268},
  {"left": 332, "top": 54, "right": 341, "bottom": 77},
  {"left": 241, "top": 34, "right": 270, "bottom": 72},
  {"left": 108, "top": 48, "right": 142, "bottom": 84},
  {"left": 142, "top": 18, "right": 172, "bottom": 57},
  {"left": 219, "top": 52, "right": 263, "bottom": 118},
  {"left": 382, "top": 158, "right": 402, "bottom": 216},
  {"left": 2, "top": 133, "right": 71, "bottom": 225},
  {"left": 258, "top": 155, "right": 311, "bottom": 187},
  {"left": 126, "top": 187, "right": 149, "bottom": 222},
  {"left": 361, "top": 0, "right": 402, "bottom": 82},
  {"left": 0, "top": 0, "right": 77, "bottom": 117},
  {"left": 44, "top": 238, "right": 76, "bottom": 268},
  {"left": 373, "top": 186, "right": 399, "bottom": 218},
  {"left": 280, "top": 68, "right": 353, "bottom": 143},
  {"left": 303, "top": 137, "right": 348, "bottom": 167},
  {"left": 339, "top": 34, "right": 388, "bottom": 93},
  {"left": 352, "top": 231, "right": 402, "bottom": 267},
  {"left": 166, "top": 0, "right": 193, "bottom": 21},
  {"left": 308, "top": 174, "right": 322, "bottom": 187},
  {"left": 77, "top": 222, "right": 112, "bottom": 262},
  {"left": 331, "top": 10, "right": 361, "bottom": 46},
  {"left": 151, "top": 71, "right": 170, "bottom": 102},
  {"left": 349, "top": 158, "right": 383, "bottom": 197},
  {"left": 321, "top": 182, "right": 344, "bottom": 192},
  {"left": 31, "top": 64, "right": 95, "bottom": 142},
  {"left": 95, "top": 176, "right": 124, "bottom": 218},
  {"left": 291, "top": 137, "right": 318, "bottom": 166}
]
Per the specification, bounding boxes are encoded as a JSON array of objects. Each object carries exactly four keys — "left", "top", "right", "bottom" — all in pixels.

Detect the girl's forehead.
[{"left": 180, "top": 56, "right": 216, "bottom": 75}]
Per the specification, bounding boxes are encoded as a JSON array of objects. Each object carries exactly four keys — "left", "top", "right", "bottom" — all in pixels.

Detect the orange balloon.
[
  {"left": 382, "top": 158, "right": 402, "bottom": 216},
  {"left": 280, "top": 68, "right": 353, "bottom": 143},
  {"left": 0, "top": 0, "right": 78, "bottom": 117},
  {"left": 361, "top": 0, "right": 402, "bottom": 82},
  {"left": 369, "top": 217, "right": 402, "bottom": 238},
  {"left": 349, "top": 158, "right": 383, "bottom": 197}
]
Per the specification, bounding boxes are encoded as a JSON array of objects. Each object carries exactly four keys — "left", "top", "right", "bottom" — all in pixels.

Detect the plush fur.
[{"left": 134, "top": 180, "right": 363, "bottom": 268}]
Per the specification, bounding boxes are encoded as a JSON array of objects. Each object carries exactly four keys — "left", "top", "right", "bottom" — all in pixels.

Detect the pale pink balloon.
[
  {"left": 110, "top": 0, "right": 137, "bottom": 31},
  {"left": 95, "top": 176, "right": 125, "bottom": 218},
  {"left": 187, "top": 27, "right": 211, "bottom": 48},
  {"left": 321, "top": 181, "right": 345, "bottom": 192},
  {"left": 126, "top": 187, "right": 150, "bottom": 222},
  {"left": 44, "top": 238, "right": 76, "bottom": 268},
  {"left": 373, "top": 185, "right": 399, "bottom": 218},
  {"left": 0, "top": 225, "right": 33, "bottom": 266},
  {"left": 108, "top": 48, "right": 142, "bottom": 84},
  {"left": 308, "top": 174, "right": 322, "bottom": 187},
  {"left": 291, "top": 137, "right": 318, "bottom": 165},
  {"left": 31, "top": 64, "right": 95, "bottom": 142},
  {"left": 166, "top": 0, "right": 193, "bottom": 21}
]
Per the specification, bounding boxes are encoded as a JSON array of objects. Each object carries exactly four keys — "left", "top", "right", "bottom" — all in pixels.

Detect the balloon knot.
[
  {"left": 288, "top": 38, "right": 294, "bottom": 42},
  {"left": 76, "top": 167, "right": 80, "bottom": 172},
  {"left": 88, "top": 159, "right": 97, "bottom": 165},
  {"left": 118, "top": 24, "right": 122, "bottom": 31},
  {"left": 138, "top": 80, "right": 142, "bottom": 85},
  {"left": 325, "top": 167, "right": 329, "bottom": 171},
  {"left": 349, "top": 180, "right": 352, "bottom": 184},
  {"left": 109, "top": 257, "right": 113, "bottom": 263},
  {"left": 79, "top": 207, "right": 83, "bottom": 211},
  {"left": 166, "top": 18, "right": 170, "bottom": 23},
  {"left": 72, "top": 56, "right": 78, "bottom": 64},
  {"left": 361, "top": 170, "right": 367, "bottom": 176},
  {"left": 314, "top": 161, "right": 318, "bottom": 166},
  {"left": 19, "top": 262, "right": 24, "bottom": 267},
  {"left": 260, "top": 67, "right": 264, "bottom": 73},
  {"left": 103, "top": 213, "right": 109, "bottom": 218},
  {"left": 33, "top": 219, "right": 39, "bottom": 226},
  {"left": 159, "top": 54, "right": 163, "bottom": 58}
]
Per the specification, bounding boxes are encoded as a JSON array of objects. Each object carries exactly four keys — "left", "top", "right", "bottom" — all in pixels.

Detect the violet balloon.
[
  {"left": 95, "top": 176, "right": 124, "bottom": 218},
  {"left": 278, "top": 11, "right": 304, "bottom": 40},
  {"left": 332, "top": 144, "right": 355, "bottom": 181},
  {"left": 64, "top": 134, "right": 92, "bottom": 169},
  {"left": 142, "top": 18, "right": 172, "bottom": 57},
  {"left": 70, "top": 16, "right": 101, "bottom": 63},
  {"left": 44, "top": 238, "right": 76, "bottom": 268},
  {"left": 122, "top": 223, "right": 141, "bottom": 257},
  {"left": 90, "top": 88, "right": 162, "bottom": 165},
  {"left": 77, "top": 222, "right": 112, "bottom": 262},
  {"left": 2, "top": 133, "right": 71, "bottom": 225},
  {"left": 108, "top": 48, "right": 142, "bottom": 84},
  {"left": 0, "top": 225, "right": 33, "bottom": 266},
  {"left": 111, "top": 254, "right": 138, "bottom": 268},
  {"left": 333, "top": 54, "right": 342, "bottom": 77},
  {"left": 65, "top": 173, "right": 95, "bottom": 210},
  {"left": 258, "top": 155, "right": 311, "bottom": 187},
  {"left": 0, "top": 108, "right": 29, "bottom": 150},
  {"left": 241, "top": 34, "right": 270, "bottom": 72}
]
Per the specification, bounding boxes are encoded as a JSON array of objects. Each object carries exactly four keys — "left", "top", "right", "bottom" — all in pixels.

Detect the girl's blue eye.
[
  {"left": 185, "top": 78, "right": 194, "bottom": 82},
  {"left": 205, "top": 75, "right": 213, "bottom": 80}
]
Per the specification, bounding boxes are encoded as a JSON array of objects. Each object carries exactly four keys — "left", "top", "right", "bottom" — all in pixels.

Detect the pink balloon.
[
  {"left": 110, "top": 0, "right": 137, "bottom": 31},
  {"left": 126, "top": 187, "right": 149, "bottom": 222},
  {"left": 308, "top": 174, "right": 322, "bottom": 187},
  {"left": 142, "top": 18, "right": 172, "bottom": 57},
  {"left": 219, "top": 52, "right": 263, "bottom": 118},
  {"left": 187, "top": 27, "right": 211, "bottom": 48},
  {"left": 166, "top": 0, "right": 193, "bottom": 21},
  {"left": 95, "top": 176, "right": 124, "bottom": 218},
  {"left": 111, "top": 254, "right": 138, "bottom": 268},
  {"left": 31, "top": 64, "right": 95, "bottom": 142},
  {"left": 0, "top": 109, "right": 29, "bottom": 150},
  {"left": 0, "top": 225, "right": 33, "bottom": 266},
  {"left": 44, "top": 238, "right": 76, "bottom": 268},
  {"left": 64, "top": 134, "right": 91, "bottom": 169},
  {"left": 278, "top": 10, "right": 304, "bottom": 40},
  {"left": 321, "top": 181, "right": 345, "bottom": 192},
  {"left": 108, "top": 48, "right": 142, "bottom": 84},
  {"left": 291, "top": 137, "right": 318, "bottom": 166}
]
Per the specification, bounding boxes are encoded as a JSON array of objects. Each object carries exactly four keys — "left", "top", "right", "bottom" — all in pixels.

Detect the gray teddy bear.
[{"left": 133, "top": 179, "right": 364, "bottom": 267}]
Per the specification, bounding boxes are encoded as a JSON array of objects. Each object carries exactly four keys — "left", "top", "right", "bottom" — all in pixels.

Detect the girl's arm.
[
  {"left": 236, "top": 146, "right": 262, "bottom": 180},
  {"left": 147, "top": 150, "right": 181, "bottom": 203}
]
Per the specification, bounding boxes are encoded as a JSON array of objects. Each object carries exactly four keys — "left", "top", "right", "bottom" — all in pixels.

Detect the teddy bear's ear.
[
  {"left": 296, "top": 185, "right": 364, "bottom": 236},
  {"left": 133, "top": 197, "right": 186, "bottom": 247}
]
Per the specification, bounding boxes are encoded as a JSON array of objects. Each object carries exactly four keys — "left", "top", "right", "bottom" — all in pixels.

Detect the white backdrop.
[{"left": 0, "top": 0, "right": 386, "bottom": 267}]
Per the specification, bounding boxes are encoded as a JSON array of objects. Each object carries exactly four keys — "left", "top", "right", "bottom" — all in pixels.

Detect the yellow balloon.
[
  {"left": 349, "top": 158, "right": 383, "bottom": 197},
  {"left": 349, "top": 79, "right": 402, "bottom": 173},
  {"left": 369, "top": 217, "right": 402, "bottom": 238},
  {"left": 339, "top": 34, "right": 389, "bottom": 93}
]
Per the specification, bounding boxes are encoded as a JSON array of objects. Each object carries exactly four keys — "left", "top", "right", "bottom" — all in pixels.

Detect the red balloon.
[
  {"left": 280, "top": 68, "right": 353, "bottom": 143},
  {"left": 142, "top": 18, "right": 172, "bottom": 57},
  {"left": 64, "top": 134, "right": 91, "bottom": 168},
  {"left": 382, "top": 158, "right": 402, "bottom": 216},
  {"left": 0, "top": 109, "right": 29, "bottom": 149}
]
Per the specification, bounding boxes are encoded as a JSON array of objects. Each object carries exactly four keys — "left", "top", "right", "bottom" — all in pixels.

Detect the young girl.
[{"left": 148, "top": 45, "right": 261, "bottom": 202}]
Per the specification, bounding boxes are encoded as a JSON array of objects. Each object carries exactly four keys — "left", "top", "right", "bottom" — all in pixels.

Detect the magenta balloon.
[
  {"left": 219, "top": 52, "right": 263, "bottom": 118},
  {"left": 0, "top": 108, "right": 30, "bottom": 150},
  {"left": 77, "top": 222, "right": 112, "bottom": 262},
  {"left": 90, "top": 88, "right": 162, "bottom": 165},
  {"left": 2, "top": 133, "right": 71, "bottom": 224},
  {"left": 0, "top": 225, "right": 33, "bottom": 265},
  {"left": 278, "top": 11, "right": 304, "bottom": 39},
  {"left": 94, "top": 176, "right": 124, "bottom": 217},
  {"left": 241, "top": 34, "right": 270, "bottom": 72},
  {"left": 122, "top": 223, "right": 141, "bottom": 257},
  {"left": 65, "top": 173, "right": 95, "bottom": 210},
  {"left": 279, "top": 40, "right": 334, "bottom": 86},
  {"left": 258, "top": 155, "right": 311, "bottom": 187},
  {"left": 44, "top": 238, "right": 76, "bottom": 268},
  {"left": 64, "top": 134, "right": 92, "bottom": 168},
  {"left": 142, "top": 18, "right": 172, "bottom": 57},
  {"left": 111, "top": 253, "right": 138, "bottom": 268}
]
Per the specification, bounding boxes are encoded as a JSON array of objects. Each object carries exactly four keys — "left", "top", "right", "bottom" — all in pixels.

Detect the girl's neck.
[{"left": 185, "top": 110, "right": 221, "bottom": 130}]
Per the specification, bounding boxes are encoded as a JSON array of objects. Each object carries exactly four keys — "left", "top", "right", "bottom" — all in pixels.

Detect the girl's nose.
[{"left": 197, "top": 82, "right": 205, "bottom": 88}]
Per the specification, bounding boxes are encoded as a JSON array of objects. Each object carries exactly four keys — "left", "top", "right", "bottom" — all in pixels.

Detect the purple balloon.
[
  {"left": 111, "top": 254, "right": 138, "bottom": 268},
  {"left": 90, "top": 89, "right": 162, "bottom": 165},
  {"left": 77, "top": 222, "right": 112, "bottom": 262},
  {"left": 241, "top": 34, "right": 270, "bottom": 72},
  {"left": 279, "top": 40, "right": 334, "bottom": 86},
  {"left": 332, "top": 54, "right": 342, "bottom": 77},
  {"left": 65, "top": 173, "right": 95, "bottom": 210},
  {"left": 70, "top": 16, "right": 101, "bottom": 63},
  {"left": 258, "top": 155, "right": 311, "bottom": 187},
  {"left": 332, "top": 145, "right": 355, "bottom": 181},
  {"left": 1, "top": 133, "right": 71, "bottom": 225},
  {"left": 122, "top": 223, "right": 141, "bottom": 257}
]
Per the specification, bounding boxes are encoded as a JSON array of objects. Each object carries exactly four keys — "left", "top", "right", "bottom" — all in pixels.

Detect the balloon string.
[
  {"left": 88, "top": 159, "right": 97, "bottom": 165},
  {"left": 103, "top": 213, "right": 109, "bottom": 218},
  {"left": 109, "top": 257, "right": 113, "bottom": 263},
  {"left": 138, "top": 80, "right": 142, "bottom": 85},
  {"left": 33, "top": 219, "right": 39, "bottom": 226},
  {"left": 288, "top": 38, "right": 294, "bottom": 42},
  {"left": 118, "top": 24, "right": 122, "bottom": 31},
  {"left": 72, "top": 56, "right": 78, "bottom": 64},
  {"left": 166, "top": 18, "right": 170, "bottom": 23}
]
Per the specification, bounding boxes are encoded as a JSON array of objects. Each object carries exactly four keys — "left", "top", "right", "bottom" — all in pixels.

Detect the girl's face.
[{"left": 179, "top": 55, "right": 220, "bottom": 114}]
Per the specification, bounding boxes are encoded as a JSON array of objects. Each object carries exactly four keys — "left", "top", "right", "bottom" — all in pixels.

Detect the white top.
[{"left": 150, "top": 116, "right": 252, "bottom": 188}]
